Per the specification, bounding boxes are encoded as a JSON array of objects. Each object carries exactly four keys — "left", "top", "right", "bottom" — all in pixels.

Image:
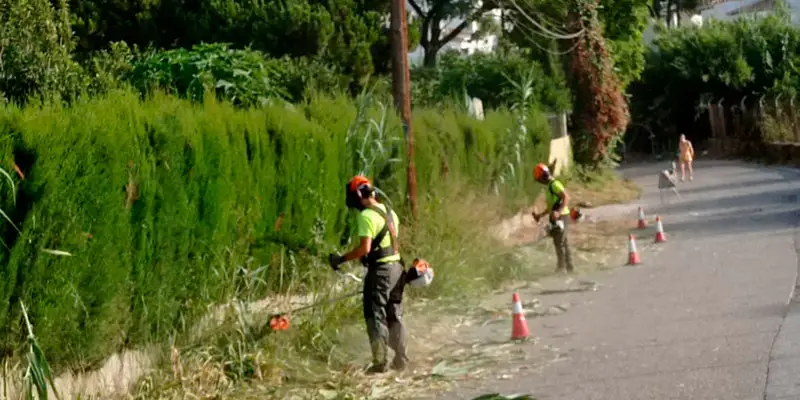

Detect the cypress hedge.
[{"left": 0, "top": 89, "right": 550, "bottom": 370}]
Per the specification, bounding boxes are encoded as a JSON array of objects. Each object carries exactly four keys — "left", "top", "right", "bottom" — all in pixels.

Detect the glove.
[{"left": 328, "top": 253, "right": 344, "bottom": 271}]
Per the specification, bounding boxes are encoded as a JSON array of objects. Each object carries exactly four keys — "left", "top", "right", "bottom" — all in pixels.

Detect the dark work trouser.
[
  {"left": 363, "top": 261, "right": 407, "bottom": 367},
  {"left": 551, "top": 215, "right": 574, "bottom": 271}
]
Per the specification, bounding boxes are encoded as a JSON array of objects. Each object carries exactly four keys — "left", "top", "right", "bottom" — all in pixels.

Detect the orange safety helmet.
[
  {"left": 346, "top": 175, "right": 374, "bottom": 209},
  {"left": 533, "top": 163, "right": 551, "bottom": 183},
  {"left": 348, "top": 175, "right": 372, "bottom": 192}
]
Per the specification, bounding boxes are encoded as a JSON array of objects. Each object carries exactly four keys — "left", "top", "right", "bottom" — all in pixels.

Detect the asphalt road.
[{"left": 441, "top": 160, "right": 800, "bottom": 400}]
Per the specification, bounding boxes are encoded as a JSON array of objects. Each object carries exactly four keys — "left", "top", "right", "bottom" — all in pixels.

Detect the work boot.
[
  {"left": 368, "top": 340, "right": 388, "bottom": 374},
  {"left": 365, "top": 363, "right": 388, "bottom": 374},
  {"left": 391, "top": 356, "right": 408, "bottom": 371}
]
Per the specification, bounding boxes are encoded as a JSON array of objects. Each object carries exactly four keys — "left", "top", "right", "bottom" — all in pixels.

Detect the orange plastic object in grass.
[{"left": 269, "top": 315, "right": 290, "bottom": 331}]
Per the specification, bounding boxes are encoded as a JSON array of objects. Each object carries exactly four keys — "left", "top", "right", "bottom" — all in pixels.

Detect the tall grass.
[{"left": 0, "top": 87, "right": 550, "bottom": 381}]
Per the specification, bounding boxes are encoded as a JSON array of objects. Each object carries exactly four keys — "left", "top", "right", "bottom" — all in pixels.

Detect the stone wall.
[
  {"left": 547, "top": 113, "right": 571, "bottom": 176},
  {"left": 549, "top": 136, "right": 572, "bottom": 177}
]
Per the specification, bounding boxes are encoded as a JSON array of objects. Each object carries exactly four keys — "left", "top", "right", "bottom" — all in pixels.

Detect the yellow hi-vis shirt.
[
  {"left": 546, "top": 180, "right": 570, "bottom": 215},
  {"left": 356, "top": 203, "right": 401, "bottom": 263}
]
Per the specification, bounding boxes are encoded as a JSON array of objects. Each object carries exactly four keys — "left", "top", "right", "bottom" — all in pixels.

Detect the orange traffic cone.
[
  {"left": 511, "top": 293, "right": 530, "bottom": 340},
  {"left": 637, "top": 207, "right": 647, "bottom": 229},
  {"left": 654, "top": 216, "right": 667, "bottom": 243},
  {"left": 627, "top": 234, "right": 641, "bottom": 265}
]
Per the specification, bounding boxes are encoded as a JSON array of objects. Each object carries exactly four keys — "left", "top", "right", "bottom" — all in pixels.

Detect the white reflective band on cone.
[
  {"left": 512, "top": 301, "right": 524, "bottom": 315},
  {"left": 629, "top": 237, "right": 637, "bottom": 252}
]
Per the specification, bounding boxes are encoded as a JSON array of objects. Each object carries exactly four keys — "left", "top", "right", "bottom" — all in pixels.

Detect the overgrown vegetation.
[
  {"left": 0, "top": 88, "right": 549, "bottom": 376},
  {"left": 629, "top": 7, "right": 800, "bottom": 150},
  {"left": 0, "top": 0, "right": 661, "bottom": 397},
  {"left": 411, "top": 49, "right": 572, "bottom": 111}
]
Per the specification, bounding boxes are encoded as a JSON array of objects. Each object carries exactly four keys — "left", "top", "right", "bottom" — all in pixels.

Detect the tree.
[
  {"left": 568, "top": 0, "right": 629, "bottom": 165},
  {"left": 599, "top": 0, "right": 650, "bottom": 87},
  {"left": 0, "top": 0, "right": 82, "bottom": 103},
  {"left": 68, "top": 0, "right": 390, "bottom": 86},
  {"left": 502, "top": 0, "right": 649, "bottom": 88},
  {"left": 500, "top": 0, "right": 631, "bottom": 164},
  {"left": 408, "top": 0, "right": 499, "bottom": 66}
]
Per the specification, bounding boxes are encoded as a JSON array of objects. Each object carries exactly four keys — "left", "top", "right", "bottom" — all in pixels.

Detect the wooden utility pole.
[{"left": 390, "top": 0, "right": 419, "bottom": 221}]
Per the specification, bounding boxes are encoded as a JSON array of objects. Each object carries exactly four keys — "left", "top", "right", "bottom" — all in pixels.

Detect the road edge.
[{"left": 763, "top": 163, "right": 800, "bottom": 400}]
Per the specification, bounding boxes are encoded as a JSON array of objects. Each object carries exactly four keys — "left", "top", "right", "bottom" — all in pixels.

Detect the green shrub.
[
  {"left": 0, "top": 0, "right": 83, "bottom": 104},
  {"left": 411, "top": 49, "right": 572, "bottom": 112},
  {"left": 0, "top": 88, "right": 550, "bottom": 372},
  {"left": 127, "top": 43, "right": 293, "bottom": 106},
  {"left": 126, "top": 43, "right": 354, "bottom": 106},
  {"left": 629, "top": 7, "right": 800, "bottom": 148}
]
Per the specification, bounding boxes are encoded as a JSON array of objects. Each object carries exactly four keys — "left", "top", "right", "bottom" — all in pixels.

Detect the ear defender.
[{"left": 345, "top": 176, "right": 374, "bottom": 210}]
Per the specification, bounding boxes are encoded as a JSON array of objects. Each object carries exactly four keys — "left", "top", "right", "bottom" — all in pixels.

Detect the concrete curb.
[{"left": 763, "top": 176, "right": 800, "bottom": 400}]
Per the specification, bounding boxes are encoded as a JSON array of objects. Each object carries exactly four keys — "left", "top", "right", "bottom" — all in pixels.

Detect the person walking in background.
[
  {"left": 328, "top": 176, "right": 408, "bottom": 374},
  {"left": 531, "top": 163, "right": 575, "bottom": 273},
  {"left": 678, "top": 134, "right": 695, "bottom": 181}
]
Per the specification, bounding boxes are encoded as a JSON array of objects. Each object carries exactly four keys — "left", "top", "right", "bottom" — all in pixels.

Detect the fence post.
[{"left": 791, "top": 95, "right": 798, "bottom": 143}]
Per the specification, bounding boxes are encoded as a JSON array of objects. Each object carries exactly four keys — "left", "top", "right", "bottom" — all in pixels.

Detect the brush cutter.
[{"left": 268, "top": 271, "right": 361, "bottom": 332}]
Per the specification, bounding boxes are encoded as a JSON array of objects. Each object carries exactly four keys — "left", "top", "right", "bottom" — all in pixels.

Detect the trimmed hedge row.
[{"left": 0, "top": 90, "right": 549, "bottom": 369}]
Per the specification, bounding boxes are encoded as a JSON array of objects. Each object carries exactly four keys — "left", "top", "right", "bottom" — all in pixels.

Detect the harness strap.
[
  {"left": 363, "top": 204, "right": 399, "bottom": 266},
  {"left": 548, "top": 180, "right": 567, "bottom": 219},
  {"left": 548, "top": 181, "right": 557, "bottom": 197}
]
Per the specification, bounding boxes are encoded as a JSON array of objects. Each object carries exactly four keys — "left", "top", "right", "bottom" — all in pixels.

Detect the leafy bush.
[
  {"left": 411, "top": 50, "right": 572, "bottom": 112},
  {"left": 0, "top": 88, "right": 550, "bottom": 372},
  {"left": 70, "top": 0, "right": 391, "bottom": 90},
  {"left": 80, "top": 41, "right": 136, "bottom": 95},
  {"left": 629, "top": 8, "right": 800, "bottom": 148},
  {"left": 0, "top": 0, "right": 83, "bottom": 104},
  {"left": 127, "top": 43, "right": 293, "bottom": 106},
  {"left": 126, "top": 43, "right": 353, "bottom": 106}
]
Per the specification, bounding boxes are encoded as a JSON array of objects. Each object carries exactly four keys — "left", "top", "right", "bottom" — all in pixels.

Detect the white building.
[{"left": 699, "top": 0, "right": 796, "bottom": 21}]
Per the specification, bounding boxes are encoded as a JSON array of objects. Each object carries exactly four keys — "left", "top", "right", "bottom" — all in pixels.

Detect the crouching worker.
[
  {"left": 531, "top": 163, "right": 575, "bottom": 273},
  {"left": 328, "top": 176, "right": 408, "bottom": 374}
]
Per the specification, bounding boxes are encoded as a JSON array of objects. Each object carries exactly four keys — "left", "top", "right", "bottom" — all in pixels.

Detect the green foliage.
[
  {"left": 600, "top": 0, "right": 650, "bottom": 87},
  {"left": 21, "top": 302, "right": 59, "bottom": 400},
  {"left": 569, "top": 0, "right": 629, "bottom": 166},
  {"left": 503, "top": 0, "right": 649, "bottom": 89},
  {"left": 629, "top": 8, "right": 800, "bottom": 147},
  {"left": 127, "top": 43, "right": 296, "bottom": 106},
  {"left": 0, "top": 88, "right": 550, "bottom": 373},
  {"left": 69, "top": 0, "right": 389, "bottom": 87},
  {"left": 81, "top": 41, "right": 136, "bottom": 95},
  {"left": 411, "top": 50, "right": 572, "bottom": 112},
  {"left": 0, "top": 0, "right": 83, "bottom": 104}
]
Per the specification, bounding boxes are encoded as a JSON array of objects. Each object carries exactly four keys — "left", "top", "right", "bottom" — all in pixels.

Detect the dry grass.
[{"left": 569, "top": 176, "right": 642, "bottom": 207}]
